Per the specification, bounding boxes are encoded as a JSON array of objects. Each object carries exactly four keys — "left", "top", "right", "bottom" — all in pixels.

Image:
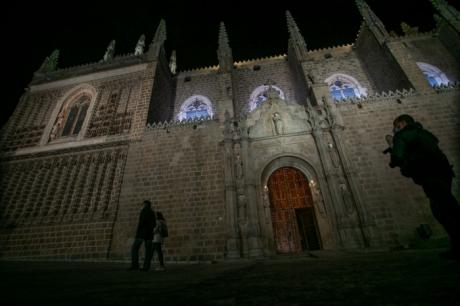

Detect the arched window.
[
  {"left": 416, "top": 62, "right": 449, "bottom": 87},
  {"left": 249, "top": 85, "right": 285, "bottom": 111},
  {"left": 50, "top": 94, "right": 91, "bottom": 141},
  {"left": 325, "top": 74, "right": 367, "bottom": 101},
  {"left": 177, "top": 95, "right": 213, "bottom": 121}
]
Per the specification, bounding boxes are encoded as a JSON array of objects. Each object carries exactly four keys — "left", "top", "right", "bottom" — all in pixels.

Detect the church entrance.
[{"left": 267, "top": 167, "right": 321, "bottom": 253}]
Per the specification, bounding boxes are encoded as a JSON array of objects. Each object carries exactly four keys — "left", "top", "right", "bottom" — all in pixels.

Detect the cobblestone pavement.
[{"left": 1, "top": 249, "right": 459, "bottom": 306}]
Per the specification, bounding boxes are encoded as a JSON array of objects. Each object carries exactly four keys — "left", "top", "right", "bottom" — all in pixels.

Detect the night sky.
[{"left": 1, "top": 0, "right": 454, "bottom": 128}]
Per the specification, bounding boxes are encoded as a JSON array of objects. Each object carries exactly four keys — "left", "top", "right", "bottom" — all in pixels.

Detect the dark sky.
[{"left": 1, "top": 0, "right": 454, "bottom": 128}]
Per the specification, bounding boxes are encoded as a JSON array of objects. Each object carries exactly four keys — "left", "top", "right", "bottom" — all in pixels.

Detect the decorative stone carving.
[
  {"left": 246, "top": 91, "right": 310, "bottom": 138},
  {"left": 328, "top": 142, "right": 341, "bottom": 168},
  {"left": 102, "top": 40, "right": 116, "bottom": 62},
  {"left": 309, "top": 179, "right": 326, "bottom": 216},
  {"left": 262, "top": 185, "right": 271, "bottom": 223},
  {"left": 272, "top": 112, "right": 284, "bottom": 135},
  {"left": 237, "top": 194, "right": 247, "bottom": 224},
  {"left": 234, "top": 143, "right": 244, "bottom": 188},
  {"left": 134, "top": 35, "right": 145, "bottom": 56},
  {"left": 305, "top": 105, "right": 320, "bottom": 131},
  {"left": 169, "top": 50, "right": 177, "bottom": 74}
]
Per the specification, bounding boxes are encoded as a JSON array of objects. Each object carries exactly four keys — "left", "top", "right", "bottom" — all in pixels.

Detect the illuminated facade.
[{"left": 0, "top": 0, "right": 459, "bottom": 261}]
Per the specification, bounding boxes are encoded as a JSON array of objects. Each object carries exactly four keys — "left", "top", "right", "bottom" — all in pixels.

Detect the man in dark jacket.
[
  {"left": 389, "top": 114, "right": 460, "bottom": 260},
  {"left": 128, "top": 200, "right": 156, "bottom": 271}
]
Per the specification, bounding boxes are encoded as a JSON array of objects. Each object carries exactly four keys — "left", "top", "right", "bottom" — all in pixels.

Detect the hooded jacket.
[{"left": 390, "top": 122, "right": 454, "bottom": 183}]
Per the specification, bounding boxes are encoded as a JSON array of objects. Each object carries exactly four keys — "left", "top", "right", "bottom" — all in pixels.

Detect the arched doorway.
[{"left": 267, "top": 167, "right": 321, "bottom": 253}]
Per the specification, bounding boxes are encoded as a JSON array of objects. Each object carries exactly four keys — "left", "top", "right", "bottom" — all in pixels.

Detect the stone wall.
[
  {"left": 1, "top": 70, "right": 146, "bottom": 152},
  {"left": 109, "top": 120, "right": 227, "bottom": 262},
  {"left": 409, "top": 37, "right": 460, "bottom": 82},
  {"left": 310, "top": 49, "right": 377, "bottom": 96},
  {"left": 355, "top": 26, "right": 412, "bottom": 92},
  {"left": 1, "top": 89, "right": 64, "bottom": 151},
  {"left": 173, "top": 70, "right": 221, "bottom": 120},
  {"left": 233, "top": 59, "right": 298, "bottom": 116},
  {"left": 0, "top": 145, "right": 128, "bottom": 259}
]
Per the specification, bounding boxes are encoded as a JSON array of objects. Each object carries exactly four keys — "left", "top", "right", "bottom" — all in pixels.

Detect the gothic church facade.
[{"left": 0, "top": 0, "right": 459, "bottom": 261}]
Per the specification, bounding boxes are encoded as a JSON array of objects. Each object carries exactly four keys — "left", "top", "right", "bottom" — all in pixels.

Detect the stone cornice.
[
  {"left": 31, "top": 54, "right": 151, "bottom": 88},
  {"left": 0, "top": 136, "right": 131, "bottom": 160},
  {"left": 30, "top": 63, "right": 149, "bottom": 92}
]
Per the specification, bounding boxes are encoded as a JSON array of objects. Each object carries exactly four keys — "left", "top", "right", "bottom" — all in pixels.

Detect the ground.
[{"left": 1, "top": 248, "right": 459, "bottom": 306}]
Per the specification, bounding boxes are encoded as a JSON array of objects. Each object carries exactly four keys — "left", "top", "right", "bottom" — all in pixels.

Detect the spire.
[
  {"left": 148, "top": 19, "right": 167, "bottom": 59},
  {"left": 36, "top": 49, "right": 59, "bottom": 73},
  {"left": 355, "top": 0, "right": 389, "bottom": 44},
  {"left": 286, "top": 11, "right": 308, "bottom": 61},
  {"left": 217, "top": 22, "right": 233, "bottom": 73},
  {"left": 169, "top": 50, "right": 177, "bottom": 74},
  {"left": 153, "top": 19, "right": 167, "bottom": 44},
  {"left": 430, "top": 0, "right": 460, "bottom": 33}
]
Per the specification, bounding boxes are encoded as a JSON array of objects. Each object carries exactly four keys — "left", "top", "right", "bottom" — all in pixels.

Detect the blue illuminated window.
[
  {"left": 325, "top": 74, "right": 367, "bottom": 102},
  {"left": 249, "top": 85, "right": 285, "bottom": 112},
  {"left": 416, "top": 62, "right": 450, "bottom": 87},
  {"left": 185, "top": 100, "right": 210, "bottom": 120},
  {"left": 178, "top": 95, "right": 214, "bottom": 121}
]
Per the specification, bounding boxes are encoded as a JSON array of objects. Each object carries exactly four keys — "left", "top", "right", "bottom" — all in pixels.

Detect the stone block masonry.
[
  {"left": 337, "top": 90, "right": 460, "bottom": 248},
  {"left": 110, "top": 120, "right": 227, "bottom": 262},
  {"left": 0, "top": 145, "right": 128, "bottom": 259}
]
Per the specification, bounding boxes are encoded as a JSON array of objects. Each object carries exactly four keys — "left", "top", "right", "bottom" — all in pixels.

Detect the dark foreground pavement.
[{"left": 1, "top": 249, "right": 459, "bottom": 306}]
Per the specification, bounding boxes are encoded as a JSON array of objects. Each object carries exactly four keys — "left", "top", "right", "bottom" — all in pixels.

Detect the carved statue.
[
  {"left": 328, "top": 143, "right": 340, "bottom": 168},
  {"left": 235, "top": 151, "right": 243, "bottom": 180},
  {"left": 134, "top": 35, "right": 145, "bottom": 56},
  {"left": 169, "top": 50, "right": 177, "bottom": 74},
  {"left": 272, "top": 112, "right": 284, "bottom": 135},
  {"left": 102, "top": 40, "right": 116, "bottom": 62},
  {"left": 265, "top": 85, "right": 280, "bottom": 100},
  {"left": 305, "top": 105, "right": 320, "bottom": 131},
  {"left": 49, "top": 112, "right": 65, "bottom": 141}
]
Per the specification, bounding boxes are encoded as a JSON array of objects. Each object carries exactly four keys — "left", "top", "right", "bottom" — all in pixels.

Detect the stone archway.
[
  {"left": 267, "top": 167, "right": 321, "bottom": 253},
  {"left": 257, "top": 155, "right": 336, "bottom": 254}
]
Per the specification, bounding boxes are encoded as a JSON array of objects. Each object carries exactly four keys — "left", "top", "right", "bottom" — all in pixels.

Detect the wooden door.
[{"left": 267, "top": 167, "right": 321, "bottom": 253}]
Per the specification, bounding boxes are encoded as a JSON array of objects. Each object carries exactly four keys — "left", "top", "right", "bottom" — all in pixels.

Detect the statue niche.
[{"left": 246, "top": 87, "right": 310, "bottom": 138}]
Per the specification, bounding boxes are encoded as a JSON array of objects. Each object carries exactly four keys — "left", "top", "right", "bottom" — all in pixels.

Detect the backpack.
[{"left": 159, "top": 221, "right": 168, "bottom": 238}]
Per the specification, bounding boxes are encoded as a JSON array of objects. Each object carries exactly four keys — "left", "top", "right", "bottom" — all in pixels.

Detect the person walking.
[
  {"left": 128, "top": 200, "right": 156, "bottom": 271},
  {"left": 387, "top": 114, "right": 460, "bottom": 260},
  {"left": 152, "top": 211, "right": 167, "bottom": 271}
]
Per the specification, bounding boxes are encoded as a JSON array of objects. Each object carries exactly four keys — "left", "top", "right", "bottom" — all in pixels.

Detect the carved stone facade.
[{"left": 1, "top": 1, "right": 459, "bottom": 260}]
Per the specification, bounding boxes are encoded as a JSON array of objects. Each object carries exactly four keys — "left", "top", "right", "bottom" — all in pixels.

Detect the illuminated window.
[
  {"left": 177, "top": 95, "right": 213, "bottom": 121},
  {"left": 416, "top": 62, "right": 449, "bottom": 87},
  {"left": 325, "top": 74, "right": 367, "bottom": 102},
  {"left": 249, "top": 85, "right": 285, "bottom": 111}
]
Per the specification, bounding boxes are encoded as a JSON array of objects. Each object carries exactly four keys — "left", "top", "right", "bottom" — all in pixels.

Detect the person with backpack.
[
  {"left": 387, "top": 114, "right": 460, "bottom": 260},
  {"left": 152, "top": 211, "right": 168, "bottom": 270}
]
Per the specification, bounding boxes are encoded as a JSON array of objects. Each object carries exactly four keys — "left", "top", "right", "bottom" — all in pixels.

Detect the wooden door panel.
[{"left": 268, "top": 167, "right": 320, "bottom": 253}]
